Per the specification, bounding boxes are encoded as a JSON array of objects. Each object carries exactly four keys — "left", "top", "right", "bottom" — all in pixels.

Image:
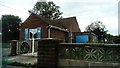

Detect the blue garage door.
[{"left": 76, "top": 35, "right": 88, "bottom": 43}]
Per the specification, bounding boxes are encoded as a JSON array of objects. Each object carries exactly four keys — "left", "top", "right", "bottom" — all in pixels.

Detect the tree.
[
  {"left": 0, "top": 19, "right": 1, "bottom": 43},
  {"left": 85, "top": 21, "right": 108, "bottom": 42},
  {"left": 113, "top": 35, "right": 120, "bottom": 44},
  {"left": 30, "top": 1, "right": 63, "bottom": 20},
  {"left": 2, "top": 15, "right": 21, "bottom": 42},
  {"left": 105, "top": 33, "right": 114, "bottom": 43}
]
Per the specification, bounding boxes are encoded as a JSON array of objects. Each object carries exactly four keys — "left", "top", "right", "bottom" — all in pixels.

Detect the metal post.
[
  {"left": 48, "top": 28, "right": 51, "bottom": 38},
  {"left": 70, "top": 32, "right": 73, "bottom": 43},
  {"left": 32, "top": 33, "right": 34, "bottom": 55}
]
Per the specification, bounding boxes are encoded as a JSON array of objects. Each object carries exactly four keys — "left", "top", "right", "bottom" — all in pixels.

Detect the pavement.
[
  {"left": 2, "top": 48, "right": 37, "bottom": 68},
  {"left": 4, "top": 52, "right": 37, "bottom": 65}
]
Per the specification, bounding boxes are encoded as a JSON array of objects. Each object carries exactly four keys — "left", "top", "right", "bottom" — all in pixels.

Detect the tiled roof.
[{"left": 22, "top": 13, "right": 81, "bottom": 32}]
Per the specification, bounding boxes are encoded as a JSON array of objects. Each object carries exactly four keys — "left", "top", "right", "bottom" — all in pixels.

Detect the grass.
[
  {"left": 3, "top": 60, "right": 32, "bottom": 68},
  {"left": 8, "top": 62, "right": 32, "bottom": 67}
]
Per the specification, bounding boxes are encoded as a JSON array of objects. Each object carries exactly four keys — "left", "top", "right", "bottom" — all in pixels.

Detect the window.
[
  {"left": 24, "top": 28, "right": 29, "bottom": 40},
  {"left": 92, "top": 35, "right": 97, "bottom": 41},
  {"left": 24, "top": 27, "right": 41, "bottom": 40}
]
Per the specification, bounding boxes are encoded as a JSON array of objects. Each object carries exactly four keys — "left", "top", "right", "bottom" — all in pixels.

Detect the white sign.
[{"left": 30, "top": 29, "right": 37, "bottom": 35}]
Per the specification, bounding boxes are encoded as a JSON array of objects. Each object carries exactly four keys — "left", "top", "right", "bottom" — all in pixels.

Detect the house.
[
  {"left": 11, "top": 13, "right": 98, "bottom": 55},
  {"left": 19, "top": 13, "right": 81, "bottom": 43}
]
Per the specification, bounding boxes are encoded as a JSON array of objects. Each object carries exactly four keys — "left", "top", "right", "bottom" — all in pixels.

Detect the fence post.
[
  {"left": 38, "top": 38, "right": 63, "bottom": 68},
  {"left": 10, "top": 40, "right": 18, "bottom": 56}
]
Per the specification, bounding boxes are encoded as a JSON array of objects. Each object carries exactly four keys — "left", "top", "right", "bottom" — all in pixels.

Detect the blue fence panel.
[
  {"left": 76, "top": 35, "right": 88, "bottom": 43},
  {"left": 24, "top": 28, "right": 29, "bottom": 40}
]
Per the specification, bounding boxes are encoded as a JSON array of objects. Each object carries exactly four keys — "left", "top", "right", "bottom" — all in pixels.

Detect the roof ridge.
[{"left": 56, "top": 16, "right": 76, "bottom": 20}]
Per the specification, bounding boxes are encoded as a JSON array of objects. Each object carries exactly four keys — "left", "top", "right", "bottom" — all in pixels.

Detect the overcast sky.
[{"left": 0, "top": 0, "right": 119, "bottom": 35}]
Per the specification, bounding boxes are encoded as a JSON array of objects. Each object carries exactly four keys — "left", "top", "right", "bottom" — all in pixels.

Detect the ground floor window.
[{"left": 24, "top": 27, "right": 41, "bottom": 40}]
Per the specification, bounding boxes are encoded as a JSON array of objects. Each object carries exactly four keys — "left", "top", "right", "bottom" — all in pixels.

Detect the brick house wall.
[
  {"left": 19, "top": 13, "right": 81, "bottom": 43},
  {"left": 50, "top": 28, "right": 68, "bottom": 42},
  {"left": 19, "top": 13, "right": 68, "bottom": 41}
]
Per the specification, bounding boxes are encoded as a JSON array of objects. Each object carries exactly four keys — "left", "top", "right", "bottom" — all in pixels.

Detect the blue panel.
[
  {"left": 37, "top": 27, "right": 41, "bottom": 39},
  {"left": 76, "top": 35, "right": 88, "bottom": 43},
  {"left": 24, "top": 28, "right": 29, "bottom": 40},
  {"left": 24, "top": 27, "right": 42, "bottom": 40}
]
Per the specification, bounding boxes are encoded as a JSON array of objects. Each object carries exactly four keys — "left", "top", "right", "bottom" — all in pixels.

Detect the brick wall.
[
  {"left": 50, "top": 28, "right": 68, "bottom": 42},
  {"left": 38, "top": 39, "right": 63, "bottom": 68}
]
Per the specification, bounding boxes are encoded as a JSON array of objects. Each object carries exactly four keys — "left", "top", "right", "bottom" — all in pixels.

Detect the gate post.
[
  {"left": 10, "top": 40, "right": 18, "bottom": 56},
  {"left": 38, "top": 38, "right": 62, "bottom": 68}
]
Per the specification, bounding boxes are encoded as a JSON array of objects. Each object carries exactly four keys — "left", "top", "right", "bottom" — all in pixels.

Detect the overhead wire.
[{"left": 0, "top": 1, "right": 28, "bottom": 14}]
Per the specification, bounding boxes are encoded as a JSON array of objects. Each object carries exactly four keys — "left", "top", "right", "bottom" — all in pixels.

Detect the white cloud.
[
  {"left": 0, "top": 0, "right": 38, "bottom": 21},
  {"left": 100, "top": 17, "right": 118, "bottom": 35},
  {"left": 57, "top": 0, "right": 119, "bottom": 35},
  {"left": 0, "top": 0, "right": 119, "bottom": 35},
  {"left": 51, "top": 0, "right": 119, "bottom": 3}
]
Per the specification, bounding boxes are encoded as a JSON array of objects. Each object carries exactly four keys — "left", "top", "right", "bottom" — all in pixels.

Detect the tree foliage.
[
  {"left": 2, "top": 15, "right": 21, "bottom": 42},
  {"left": 0, "top": 19, "right": 2, "bottom": 43},
  {"left": 105, "top": 33, "right": 114, "bottom": 43},
  {"left": 113, "top": 35, "right": 120, "bottom": 44},
  {"left": 85, "top": 21, "right": 108, "bottom": 42},
  {"left": 30, "top": 1, "right": 63, "bottom": 20}
]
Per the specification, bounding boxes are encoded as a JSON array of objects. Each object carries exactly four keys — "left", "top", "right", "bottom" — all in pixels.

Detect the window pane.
[
  {"left": 29, "top": 27, "right": 41, "bottom": 39},
  {"left": 34, "top": 33, "right": 37, "bottom": 38},
  {"left": 24, "top": 28, "right": 29, "bottom": 40},
  {"left": 37, "top": 27, "right": 41, "bottom": 39},
  {"left": 30, "top": 32, "right": 32, "bottom": 39}
]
